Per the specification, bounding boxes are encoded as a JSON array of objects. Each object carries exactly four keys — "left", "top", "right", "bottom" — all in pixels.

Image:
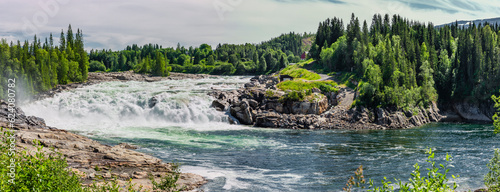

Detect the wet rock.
[
  {"left": 212, "top": 100, "right": 229, "bottom": 111},
  {"left": 230, "top": 101, "right": 254, "bottom": 125},
  {"left": 148, "top": 96, "right": 158, "bottom": 108},
  {"left": 244, "top": 81, "right": 260, "bottom": 88}
]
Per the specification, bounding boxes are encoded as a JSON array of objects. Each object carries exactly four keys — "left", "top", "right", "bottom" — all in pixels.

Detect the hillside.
[{"left": 436, "top": 17, "right": 500, "bottom": 28}]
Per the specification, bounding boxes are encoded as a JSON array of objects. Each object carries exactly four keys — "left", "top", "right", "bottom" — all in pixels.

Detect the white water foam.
[{"left": 23, "top": 76, "right": 251, "bottom": 134}]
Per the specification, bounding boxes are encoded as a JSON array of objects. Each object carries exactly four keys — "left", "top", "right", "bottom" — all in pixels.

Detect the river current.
[{"left": 23, "top": 76, "right": 499, "bottom": 191}]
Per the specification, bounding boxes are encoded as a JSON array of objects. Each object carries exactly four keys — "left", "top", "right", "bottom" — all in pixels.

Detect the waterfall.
[{"left": 22, "top": 76, "right": 251, "bottom": 133}]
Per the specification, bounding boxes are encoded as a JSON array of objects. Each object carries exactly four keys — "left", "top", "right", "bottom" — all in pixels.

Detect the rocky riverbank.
[
  {"left": 208, "top": 75, "right": 480, "bottom": 130},
  {"left": 0, "top": 100, "right": 206, "bottom": 191}
]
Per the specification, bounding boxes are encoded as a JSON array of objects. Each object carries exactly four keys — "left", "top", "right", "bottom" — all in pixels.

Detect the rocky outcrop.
[
  {"left": 209, "top": 75, "right": 447, "bottom": 130},
  {"left": 453, "top": 101, "right": 494, "bottom": 123},
  {"left": 0, "top": 100, "right": 206, "bottom": 191},
  {"left": 209, "top": 75, "right": 337, "bottom": 129},
  {"left": 349, "top": 102, "right": 443, "bottom": 129}
]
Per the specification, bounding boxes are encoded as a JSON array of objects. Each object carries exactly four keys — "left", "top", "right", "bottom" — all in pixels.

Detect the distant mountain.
[{"left": 436, "top": 17, "right": 500, "bottom": 28}]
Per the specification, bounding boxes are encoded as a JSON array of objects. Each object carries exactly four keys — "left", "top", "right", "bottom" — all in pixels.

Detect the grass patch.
[
  {"left": 330, "top": 72, "right": 358, "bottom": 89},
  {"left": 280, "top": 60, "right": 320, "bottom": 80},
  {"left": 277, "top": 79, "right": 338, "bottom": 93}
]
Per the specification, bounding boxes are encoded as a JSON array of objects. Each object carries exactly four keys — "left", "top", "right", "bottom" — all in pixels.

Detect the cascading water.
[
  {"left": 23, "top": 76, "right": 499, "bottom": 191},
  {"left": 24, "top": 77, "right": 249, "bottom": 134}
]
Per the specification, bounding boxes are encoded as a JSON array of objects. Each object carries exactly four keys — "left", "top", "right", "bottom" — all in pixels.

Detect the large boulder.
[
  {"left": 284, "top": 94, "right": 329, "bottom": 115},
  {"left": 230, "top": 101, "right": 255, "bottom": 125},
  {"left": 211, "top": 100, "right": 229, "bottom": 111},
  {"left": 453, "top": 102, "right": 492, "bottom": 122}
]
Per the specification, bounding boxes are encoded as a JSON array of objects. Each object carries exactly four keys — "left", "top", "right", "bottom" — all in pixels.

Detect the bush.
[
  {"left": 486, "top": 149, "right": 500, "bottom": 191},
  {"left": 0, "top": 128, "right": 82, "bottom": 192},
  {"left": 210, "top": 62, "right": 236, "bottom": 75},
  {"left": 493, "top": 94, "right": 500, "bottom": 134},
  {"left": 345, "top": 148, "right": 458, "bottom": 192},
  {"left": 89, "top": 61, "right": 106, "bottom": 72},
  {"left": 170, "top": 64, "right": 185, "bottom": 73},
  {"left": 149, "top": 163, "right": 184, "bottom": 192},
  {"left": 368, "top": 148, "right": 458, "bottom": 192}
]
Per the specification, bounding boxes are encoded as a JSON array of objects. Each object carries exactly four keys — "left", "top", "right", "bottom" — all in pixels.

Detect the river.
[{"left": 23, "top": 76, "right": 499, "bottom": 191}]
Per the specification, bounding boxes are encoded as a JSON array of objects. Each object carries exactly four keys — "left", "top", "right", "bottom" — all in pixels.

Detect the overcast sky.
[{"left": 1, "top": 0, "right": 499, "bottom": 51}]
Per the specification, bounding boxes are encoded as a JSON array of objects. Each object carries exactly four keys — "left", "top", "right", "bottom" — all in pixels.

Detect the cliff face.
[
  {"left": 451, "top": 101, "right": 495, "bottom": 123},
  {"left": 0, "top": 100, "right": 206, "bottom": 191},
  {"left": 209, "top": 75, "right": 447, "bottom": 130}
]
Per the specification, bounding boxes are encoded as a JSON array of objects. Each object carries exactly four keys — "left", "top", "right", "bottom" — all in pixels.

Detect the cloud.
[
  {"left": 273, "top": 0, "right": 346, "bottom": 4},
  {"left": 1, "top": 0, "right": 499, "bottom": 51}
]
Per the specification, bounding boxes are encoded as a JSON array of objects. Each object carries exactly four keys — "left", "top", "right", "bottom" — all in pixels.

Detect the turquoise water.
[
  {"left": 90, "top": 123, "right": 497, "bottom": 191},
  {"left": 23, "top": 78, "right": 499, "bottom": 191}
]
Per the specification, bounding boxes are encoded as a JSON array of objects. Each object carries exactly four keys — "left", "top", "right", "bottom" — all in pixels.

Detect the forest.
[
  {"left": 310, "top": 14, "right": 500, "bottom": 109},
  {"left": 87, "top": 32, "right": 312, "bottom": 76},
  {"left": 0, "top": 25, "right": 88, "bottom": 100},
  {"left": 1, "top": 14, "right": 500, "bottom": 110}
]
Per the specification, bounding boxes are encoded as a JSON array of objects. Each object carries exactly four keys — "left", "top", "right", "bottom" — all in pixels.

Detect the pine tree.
[
  {"left": 258, "top": 55, "right": 267, "bottom": 73},
  {"left": 152, "top": 52, "right": 166, "bottom": 76}
]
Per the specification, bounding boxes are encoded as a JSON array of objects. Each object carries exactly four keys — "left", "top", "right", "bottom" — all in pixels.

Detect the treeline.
[
  {"left": 0, "top": 25, "right": 89, "bottom": 99},
  {"left": 257, "top": 32, "right": 313, "bottom": 56},
  {"left": 311, "top": 14, "right": 500, "bottom": 109},
  {"left": 88, "top": 32, "right": 311, "bottom": 76}
]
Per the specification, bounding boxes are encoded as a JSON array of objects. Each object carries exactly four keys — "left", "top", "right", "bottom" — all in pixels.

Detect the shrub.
[
  {"left": 211, "top": 62, "right": 236, "bottom": 75},
  {"left": 149, "top": 163, "right": 184, "bottom": 192},
  {"left": 368, "top": 148, "right": 458, "bottom": 192},
  {"left": 492, "top": 94, "right": 500, "bottom": 134},
  {"left": 0, "top": 128, "right": 82, "bottom": 192},
  {"left": 170, "top": 64, "right": 185, "bottom": 73},
  {"left": 345, "top": 148, "right": 458, "bottom": 192},
  {"left": 486, "top": 149, "right": 500, "bottom": 191},
  {"left": 89, "top": 61, "right": 106, "bottom": 72}
]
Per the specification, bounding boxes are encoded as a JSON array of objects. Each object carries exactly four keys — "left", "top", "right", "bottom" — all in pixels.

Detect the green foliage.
[
  {"left": 265, "top": 89, "right": 276, "bottom": 98},
  {"left": 0, "top": 128, "right": 82, "bottom": 192},
  {"left": 257, "top": 32, "right": 313, "bottom": 56},
  {"left": 0, "top": 26, "right": 88, "bottom": 99},
  {"left": 343, "top": 165, "right": 366, "bottom": 192},
  {"left": 211, "top": 62, "right": 236, "bottom": 75},
  {"left": 277, "top": 80, "right": 338, "bottom": 93},
  {"left": 493, "top": 94, "right": 500, "bottom": 134},
  {"left": 313, "top": 13, "right": 500, "bottom": 109},
  {"left": 89, "top": 60, "right": 106, "bottom": 72},
  {"left": 89, "top": 33, "right": 312, "bottom": 76},
  {"left": 485, "top": 149, "right": 500, "bottom": 191},
  {"left": 280, "top": 90, "right": 307, "bottom": 102},
  {"left": 280, "top": 64, "right": 321, "bottom": 80},
  {"left": 149, "top": 163, "right": 183, "bottom": 192},
  {"left": 152, "top": 52, "right": 167, "bottom": 76},
  {"left": 367, "top": 148, "right": 458, "bottom": 192}
]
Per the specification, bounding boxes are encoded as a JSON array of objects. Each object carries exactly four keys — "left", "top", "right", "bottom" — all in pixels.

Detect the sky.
[{"left": 1, "top": 0, "right": 499, "bottom": 51}]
